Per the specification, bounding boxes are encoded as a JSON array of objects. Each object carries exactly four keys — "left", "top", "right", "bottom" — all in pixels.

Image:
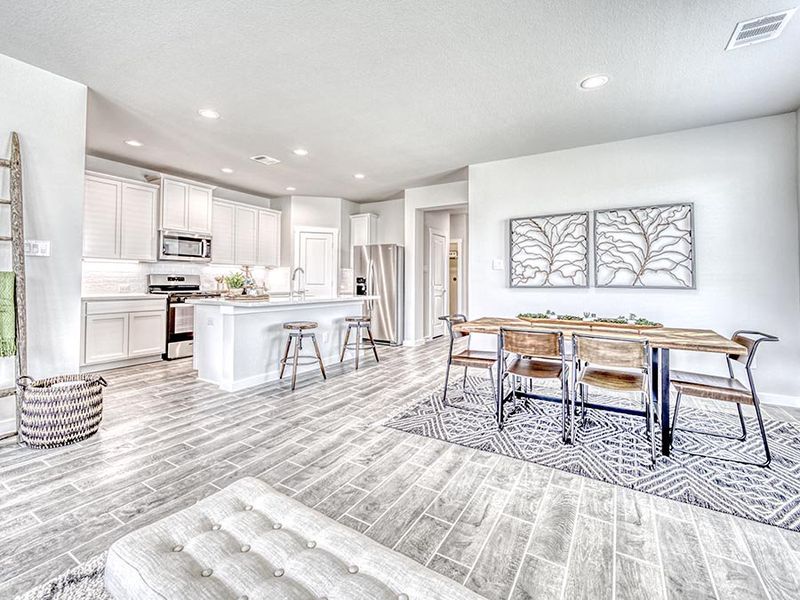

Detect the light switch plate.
[
  {"left": 492, "top": 258, "right": 504, "bottom": 271},
  {"left": 24, "top": 240, "right": 51, "bottom": 257}
]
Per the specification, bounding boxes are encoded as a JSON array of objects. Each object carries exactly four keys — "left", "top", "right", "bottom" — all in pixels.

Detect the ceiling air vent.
[
  {"left": 726, "top": 8, "right": 796, "bottom": 50},
  {"left": 249, "top": 154, "right": 281, "bottom": 166}
]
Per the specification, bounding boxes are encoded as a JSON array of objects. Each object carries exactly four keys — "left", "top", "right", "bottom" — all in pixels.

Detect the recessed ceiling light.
[
  {"left": 220, "top": 167, "right": 234, "bottom": 174},
  {"left": 353, "top": 173, "right": 366, "bottom": 179},
  {"left": 292, "top": 148, "right": 309, "bottom": 156},
  {"left": 286, "top": 186, "right": 296, "bottom": 191},
  {"left": 124, "top": 139, "right": 143, "bottom": 147},
  {"left": 579, "top": 74, "right": 609, "bottom": 90},
  {"left": 198, "top": 108, "right": 220, "bottom": 119}
]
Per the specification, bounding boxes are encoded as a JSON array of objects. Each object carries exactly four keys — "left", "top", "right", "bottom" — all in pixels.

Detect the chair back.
[
  {"left": 500, "top": 328, "right": 562, "bottom": 359},
  {"left": 728, "top": 330, "right": 779, "bottom": 367},
  {"left": 439, "top": 314, "right": 468, "bottom": 339},
  {"left": 573, "top": 334, "right": 648, "bottom": 370}
]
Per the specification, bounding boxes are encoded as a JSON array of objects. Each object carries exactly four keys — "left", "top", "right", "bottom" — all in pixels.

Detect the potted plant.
[{"left": 224, "top": 271, "right": 246, "bottom": 295}]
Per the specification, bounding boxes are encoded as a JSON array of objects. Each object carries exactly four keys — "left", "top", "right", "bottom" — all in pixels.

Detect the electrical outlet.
[
  {"left": 492, "top": 258, "right": 504, "bottom": 271},
  {"left": 118, "top": 283, "right": 131, "bottom": 293},
  {"left": 24, "top": 240, "right": 51, "bottom": 257},
  {"left": 323, "top": 332, "right": 330, "bottom": 343}
]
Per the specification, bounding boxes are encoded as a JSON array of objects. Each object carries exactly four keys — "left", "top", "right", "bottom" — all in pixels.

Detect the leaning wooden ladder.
[{"left": 0, "top": 132, "right": 28, "bottom": 442}]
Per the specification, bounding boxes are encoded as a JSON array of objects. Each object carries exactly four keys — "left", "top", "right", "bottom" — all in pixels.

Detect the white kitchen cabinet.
[
  {"left": 235, "top": 205, "right": 258, "bottom": 265},
  {"left": 257, "top": 209, "right": 281, "bottom": 267},
  {"left": 83, "top": 173, "right": 158, "bottom": 261},
  {"left": 83, "top": 175, "right": 121, "bottom": 258},
  {"left": 84, "top": 313, "right": 129, "bottom": 365},
  {"left": 211, "top": 200, "right": 236, "bottom": 264},
  {"left": 82, "top": 298, "right": 167, "bottom": 368},
  {"left": 120, "top": 182, "right": 158, "bottom": 261},
  {"left": 128, "top": 310, "right": 167, "bottom": 357},
  {"left": 155, "top": 175, "right": 214, "bottom": 233},
  {"left": 350, "top": 213, "right": 378, "bottom": 249}
]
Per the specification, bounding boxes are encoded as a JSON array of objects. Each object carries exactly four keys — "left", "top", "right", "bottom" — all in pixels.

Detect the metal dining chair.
[
  {"left": 669, "top": 330, "right": 778, "bottom": 467},
  {"left": 571, "top": 334, "right": 656, "bottom": 465},
  {"left": 498, "top": 328, "right": 569, "bottom": 442},
  {"left": 439, "top": 314, "right": 497, "bottom": 411}
]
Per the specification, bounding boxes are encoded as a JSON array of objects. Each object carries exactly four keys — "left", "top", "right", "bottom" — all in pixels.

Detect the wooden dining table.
[{"left": 454, "top": 317, "right": 746, "bottom": 456}]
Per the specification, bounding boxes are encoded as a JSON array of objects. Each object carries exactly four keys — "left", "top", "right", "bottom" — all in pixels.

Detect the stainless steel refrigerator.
[{"left": 353, "top": 244, "right": 404, "bottom": 345}]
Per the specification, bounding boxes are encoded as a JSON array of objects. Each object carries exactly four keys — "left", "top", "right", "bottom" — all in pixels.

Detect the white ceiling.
[{"left": 1, "top": 1, "right": 799, "bottom": 202}]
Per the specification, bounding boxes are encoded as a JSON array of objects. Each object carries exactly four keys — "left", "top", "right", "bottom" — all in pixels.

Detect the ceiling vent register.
[
  {"left": 250, "top": 155, "right": 281, "bottom": 166},
  {"left": 726, "top": 8, "right": 796, "bottom": 50}
]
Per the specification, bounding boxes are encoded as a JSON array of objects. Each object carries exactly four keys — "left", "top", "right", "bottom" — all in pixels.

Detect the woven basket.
[{"left": 17, "top": 374, "right": 107, "bottom": 449}]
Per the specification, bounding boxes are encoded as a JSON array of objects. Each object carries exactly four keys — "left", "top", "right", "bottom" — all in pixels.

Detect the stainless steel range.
[{"left": 147, "top": 274, "right": 221, "bottom": 360}]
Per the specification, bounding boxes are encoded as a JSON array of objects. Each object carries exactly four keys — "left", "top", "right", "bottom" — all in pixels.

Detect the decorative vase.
[{"left": 228, "top": 287, "right": 244, "bottom": 296}]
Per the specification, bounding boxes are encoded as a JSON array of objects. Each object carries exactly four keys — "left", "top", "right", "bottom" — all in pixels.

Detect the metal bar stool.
[
  {"left": 339, "top": 316, "right": 379, "bottom": 370},
  {"left": 279, "top": 321, "right": 327, "bottom": 390}
]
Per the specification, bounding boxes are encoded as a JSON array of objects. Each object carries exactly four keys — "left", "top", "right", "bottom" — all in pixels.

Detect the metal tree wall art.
[
  {"left": 594, "top": 203, "right": 694, "bottom": 288},
  {"left": 509, "top": 212, "right": 589, "bottom": 287}
]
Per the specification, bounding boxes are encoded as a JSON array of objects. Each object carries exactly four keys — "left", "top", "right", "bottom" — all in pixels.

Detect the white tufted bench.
[{"left": 104, "top": 477, "right": 484, "bottom": 600}]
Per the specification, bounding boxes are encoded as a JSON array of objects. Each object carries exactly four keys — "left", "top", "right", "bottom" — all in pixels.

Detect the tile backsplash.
[{"left": 82, "top": 261, "right": 288, "bottom": 295}]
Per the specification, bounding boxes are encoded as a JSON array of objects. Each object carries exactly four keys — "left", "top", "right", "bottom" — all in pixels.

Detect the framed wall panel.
[
  {"left": 594, "top": 203, "right": 694, "bottom": 288},
  {"left": 509, "top": 212, "right": 589, "bottom": 287}
]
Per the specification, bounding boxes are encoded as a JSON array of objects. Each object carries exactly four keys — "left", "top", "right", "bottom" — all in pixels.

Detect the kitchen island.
[{"left": 187, "top": 295, "right": 377, "bottom": 391}]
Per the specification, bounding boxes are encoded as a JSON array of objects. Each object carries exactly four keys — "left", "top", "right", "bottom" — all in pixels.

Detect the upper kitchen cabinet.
[
  {"left": 350, "top": 213, "right": 378, "bottom": 248},
  {"left": 211, "top": 199, "right": 281, "bottom": 267},
  {"left": 150, "top": 175, "right": 214, "bottom": 233},
  {"left": 83, "top": 172, "right": 158, "bottom": 261},
  {"left": 257, "top": 209, "right": 281, "bottom": 267}
]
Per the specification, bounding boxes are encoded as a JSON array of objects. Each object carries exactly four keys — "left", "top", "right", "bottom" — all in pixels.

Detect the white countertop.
[
  {"left": 82, "top": 293, "right": 164, "bottom": 301},
  {"left": 186, "top": 295, "right": 377, "bottom": 308}
]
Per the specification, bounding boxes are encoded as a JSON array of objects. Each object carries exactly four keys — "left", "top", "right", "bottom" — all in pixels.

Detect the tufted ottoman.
[{"left": 104, "top": 477, "right": 483, "bottom": 600}]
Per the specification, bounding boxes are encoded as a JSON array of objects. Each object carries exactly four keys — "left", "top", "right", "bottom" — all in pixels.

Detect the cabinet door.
[
  {"left": 128, "top": 310, "right": 166, "bottom": 357},
  {"left": 350, "top": 215, "right": 369, "bottom": 248},
  {"left": 83, "top": 176, "right": 120, "bottom": 258},
  {"left": 234, "top": 205, "right": 258, "bottom": 264},
  {"left": 161, "top": 179, "right": 188, "bottom": 230},
  {"left": 257, "top": 209, "right": 280, "bottom": 267},
  {"left": 211, "top": 201, "right": 236, "bottom": 264},
  {"left": 187, "top": 185, "right": 212, "bottom": 233},
  {"left": 84, "top": 313, "right": 129, "bottom": 364},
  {"left": 120, "top": 183, "right": 157, "bottom": 261}
]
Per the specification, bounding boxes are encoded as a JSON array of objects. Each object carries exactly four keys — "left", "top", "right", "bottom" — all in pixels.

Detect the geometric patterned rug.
[{"left": 386, "top": 376, "right": 800, "bottom": 532}]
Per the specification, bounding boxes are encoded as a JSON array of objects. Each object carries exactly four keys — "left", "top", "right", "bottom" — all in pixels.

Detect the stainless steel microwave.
[{"left": 159, "top": 230, "right": 212, "bottom": 262}]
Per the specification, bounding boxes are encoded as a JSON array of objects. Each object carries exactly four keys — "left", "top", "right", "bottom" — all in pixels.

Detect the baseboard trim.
[
  {"left": 760, "top": 392, "right": 800, "bottom": 409},
  {"left": 0, "top": 417, "right": 15, "bottom": 438}
]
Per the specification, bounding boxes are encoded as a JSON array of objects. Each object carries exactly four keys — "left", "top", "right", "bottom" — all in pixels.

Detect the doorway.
[
  {"left": 449, "top": 239, "right": 464, "bottom": 315},
  {"left": 428, "top": 227, "right": 448, "bottom": 338},
  {"left": 294, "top": 227, "right": 338, "bottom": 298}
]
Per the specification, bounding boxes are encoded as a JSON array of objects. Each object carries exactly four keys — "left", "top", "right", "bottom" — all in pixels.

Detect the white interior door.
[
  {"left": 429, "top": 228, "right": 447, "bottom": 338},
  {"left": 295, "top": 228, "right": 338, "bottom": 298}
]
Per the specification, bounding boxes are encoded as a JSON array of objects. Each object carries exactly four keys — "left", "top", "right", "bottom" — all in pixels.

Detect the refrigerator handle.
[{"left": 367, "top": 259, "right": 376, "bottom": 316}]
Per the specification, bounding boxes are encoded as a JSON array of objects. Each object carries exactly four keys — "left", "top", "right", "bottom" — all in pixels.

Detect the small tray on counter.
[
  {"left": 223, "top": 294, "right": 272, "bottom": 301},
  {"left": 517, "top": 316, "right": 663, "bottom": 330}
]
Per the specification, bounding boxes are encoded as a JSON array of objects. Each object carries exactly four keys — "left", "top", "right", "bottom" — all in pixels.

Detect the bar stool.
[
  {"left": 339, "top": 316, "right": 379, "bottom": 370},
  {"left": 279, "top": 321, "right": 327, "bottom": 390}
]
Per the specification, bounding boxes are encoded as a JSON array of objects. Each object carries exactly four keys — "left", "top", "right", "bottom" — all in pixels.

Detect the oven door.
[
  {"left": 160, "top": 231, "right": 212, "bottom": 262},
  {"left": 166, "top": 303, "right": 195, "bottom": 359}
]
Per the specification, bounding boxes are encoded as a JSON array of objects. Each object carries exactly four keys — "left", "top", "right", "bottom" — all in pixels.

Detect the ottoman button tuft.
[
  {"left": 212, "top": 524, "right": 221, "bottom": 531},
  {"left": 272, "top": 522, "right": 282, "bottom": 530},
  {"left": 201, "top": 568, "right": 213, "bottom": 577},
  {"left": 348, "top": 565, "right": 359, "bottom": 574},
  {"left": 273, "top": 568, "right": 284, "bottom": 577},
  {"left": 306, "top": 540, "right": 316, "bottom": 548},
  {"left": 237, "top": 596, "right": 249, "bottom": 600},
  {"left": 398, "top": 595, "right": 410, "bottom": 600},
  {"left": 172, "top": 544, "right": 183, "bottom": 552},
  {"left": 244, "top": 504, "right": 253, "bottom": 511},
  {"left": 240, "top": 544, "right": 251, "bottom": 552}
]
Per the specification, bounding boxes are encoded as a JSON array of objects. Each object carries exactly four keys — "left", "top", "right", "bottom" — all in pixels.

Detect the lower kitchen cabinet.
[{"left": 82, "top": 298, "right": 166, "bottom": 368}]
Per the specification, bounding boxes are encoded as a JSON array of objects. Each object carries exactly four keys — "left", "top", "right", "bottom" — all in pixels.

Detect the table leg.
[
  {"left": 659, "top": 348, "right": 671, "bottom": 456},
  {"left": 496, "top": 335, "right": 503, "bottom": 429}
]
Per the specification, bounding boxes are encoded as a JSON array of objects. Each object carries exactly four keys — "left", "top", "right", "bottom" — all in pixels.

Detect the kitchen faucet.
[{"left": 290, "top": 267, "right": 306, "bottom": 300}]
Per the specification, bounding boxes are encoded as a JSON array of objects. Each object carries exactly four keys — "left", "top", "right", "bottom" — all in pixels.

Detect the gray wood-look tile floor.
[{"left": 2, "top": 340, "right": 800, "bottom": 599}]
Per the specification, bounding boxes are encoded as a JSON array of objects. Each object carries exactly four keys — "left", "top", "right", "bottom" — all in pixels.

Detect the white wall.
[
  {"left": 404, "top": 180, "right": 468, "bottom": 344},
  {"left": 469, "top": 113, "right": 800, "bottom": 402},
  {"left": 359, "top": 198, "right": 405, "bottom": 245},
  {"left": 0, "top": 54, "right": 87, "bottom": 430},
  {"left": 450, "top": 212, "right": 469, "bottom": 314}
]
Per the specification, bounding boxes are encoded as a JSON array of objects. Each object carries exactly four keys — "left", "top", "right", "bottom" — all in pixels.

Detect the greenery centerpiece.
[{"left": 224, "top": 271, "right": 246, "bottom": 295}]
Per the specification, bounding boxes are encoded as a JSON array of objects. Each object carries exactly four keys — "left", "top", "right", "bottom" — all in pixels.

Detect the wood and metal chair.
[
  {"left": 670, "top": 330, "right": 778, "bottom": 467},
  {"left": 339, "top": 316, "right": 379, "bottom": 370},
  {"left": 498, "top": 328, "right": 569, "bottom": 441},
  {"left": 439, "top": 314, "right": 497, "bottom": 412},
  {"left": 279, "top": 321, "right": 326, "bottom": 391},
  {"left": 571, "top": 334, "right": 656, "bottom": 465}
]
